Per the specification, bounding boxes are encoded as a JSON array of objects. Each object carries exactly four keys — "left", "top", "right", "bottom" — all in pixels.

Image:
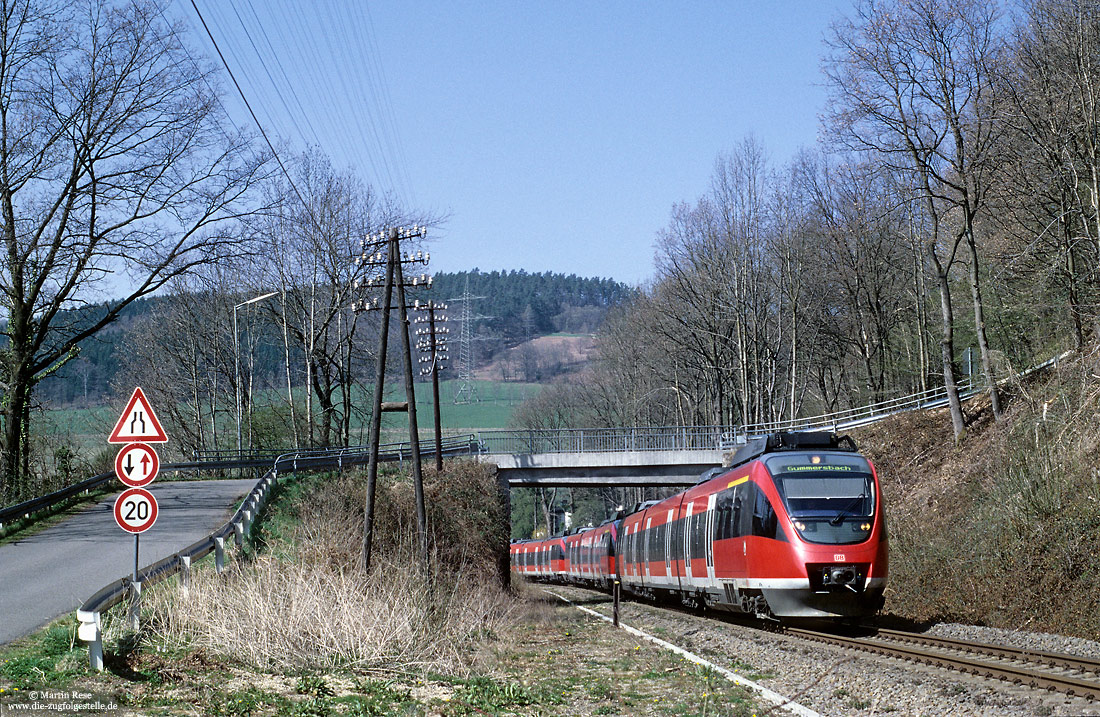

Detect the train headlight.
[
  {"left": 794, "top": 521, "right": 806, "bottom": 531},
  {"left": 860, "top": 523, "right": 871, "bottom": 531}
]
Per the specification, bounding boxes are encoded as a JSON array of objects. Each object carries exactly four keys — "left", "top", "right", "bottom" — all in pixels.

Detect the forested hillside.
[
  {"left": 431, "top": 269, "right": 632, "bottom": 344},
  {"left": 33, "top": 270, "right": 630, "bottom": 408}
]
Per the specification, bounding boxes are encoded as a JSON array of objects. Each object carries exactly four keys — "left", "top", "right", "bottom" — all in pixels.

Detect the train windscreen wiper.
[{"left": 828, "top": 493, "right": 867, "bottom": 526}]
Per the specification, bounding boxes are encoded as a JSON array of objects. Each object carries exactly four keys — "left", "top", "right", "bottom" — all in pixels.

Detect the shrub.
[{"left": 153, "top": 461, "right": 514, "bottom": 672}]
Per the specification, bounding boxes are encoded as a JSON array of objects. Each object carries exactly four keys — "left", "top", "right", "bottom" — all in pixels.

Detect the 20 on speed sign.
[{"left": 114, "top": 487, "right": 158, "bottom": 534}]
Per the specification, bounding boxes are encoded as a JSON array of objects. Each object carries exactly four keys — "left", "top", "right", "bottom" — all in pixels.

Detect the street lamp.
[{"left": 234, "top": 291, "right": 278, "bottom": 454}]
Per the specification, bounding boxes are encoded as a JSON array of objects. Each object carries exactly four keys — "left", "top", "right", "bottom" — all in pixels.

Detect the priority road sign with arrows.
[
  {"left": 114, "top": 443, "right": 159, "bottom": 488},
  {"left": 107, "top": 387, "right": 168, "bottom": 444}
]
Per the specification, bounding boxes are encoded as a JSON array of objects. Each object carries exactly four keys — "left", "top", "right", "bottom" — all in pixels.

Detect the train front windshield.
[{"left": 765, "top": 453, "right": 875, "bottom": 545}]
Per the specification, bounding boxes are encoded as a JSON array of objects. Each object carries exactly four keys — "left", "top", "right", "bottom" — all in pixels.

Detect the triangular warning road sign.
[{"left": 108, "top": 387, "right": 168, "bottom": 444}]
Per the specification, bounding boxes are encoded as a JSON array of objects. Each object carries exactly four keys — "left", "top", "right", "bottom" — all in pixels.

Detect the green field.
[{"left": 36, "top": 379, "right": 542, "bottom": 458}]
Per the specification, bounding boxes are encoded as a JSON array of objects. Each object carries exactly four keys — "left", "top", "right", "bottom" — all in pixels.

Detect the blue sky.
[{"left": 180, "top": 1, "right": 854, "bottom": 286}]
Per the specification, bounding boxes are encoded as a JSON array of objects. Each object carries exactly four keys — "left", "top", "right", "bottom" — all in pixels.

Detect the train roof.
[
  {"left": 725, "top": 431, "right": 858, "bottom": 470},
  {"left": 695, "top": 466, "right": 727, "bottom": 484}
]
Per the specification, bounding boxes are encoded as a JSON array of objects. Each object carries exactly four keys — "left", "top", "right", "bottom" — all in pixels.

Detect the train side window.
[
  {"left": 752, "top": 487, "right": 779, "bottom": 540},
  {"left": 691, "top": 511, "right": 706, "bottom": 558},
  {"left": 715, "top": 489, "right": 738, "bottom": 541},
  {"left": 740, "top": 483, "right": 756, "bottom": 537}
]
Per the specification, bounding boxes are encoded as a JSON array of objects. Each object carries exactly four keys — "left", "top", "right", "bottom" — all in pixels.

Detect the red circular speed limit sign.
[
  {"left": 114, "top": 443, "right": 159, "bottom": 487},
  {"left": 114, "top": 487, "right": 158, "bottom": 533}
]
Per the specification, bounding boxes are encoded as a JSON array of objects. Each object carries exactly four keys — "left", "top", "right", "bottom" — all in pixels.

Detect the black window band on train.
[{"left": 766, "top": 452, "right": 876, "bottom": 546}]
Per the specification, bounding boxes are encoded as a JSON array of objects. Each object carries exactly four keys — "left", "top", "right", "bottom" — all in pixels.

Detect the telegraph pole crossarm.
[{"left": 415, "top": 300, "right": 449, "bottom": 471}]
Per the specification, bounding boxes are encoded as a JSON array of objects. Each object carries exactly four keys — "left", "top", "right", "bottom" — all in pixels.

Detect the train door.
[
  {"left": 663, "top": 509, "right": 674, "bottom": 580},
  {"left": 705, "top": 492, "right": 717, "bottom": 583},
  {"left": 731, "top": 483, "right": 748, "bottom": 579},
  {"left": 683, "top": 501, "right": 694, "bottom": 581},
  {"left": 644, "top": 517, "right": 652, "bottom": 579}
]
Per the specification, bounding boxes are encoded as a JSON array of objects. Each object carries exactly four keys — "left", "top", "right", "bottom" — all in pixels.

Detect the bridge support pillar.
[{"left": 496, "top": 468, "right": 510, "bottom": 589}]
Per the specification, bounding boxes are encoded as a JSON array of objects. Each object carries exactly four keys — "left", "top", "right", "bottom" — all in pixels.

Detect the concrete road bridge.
[{"left": 474, "top": 377, "right": 990, "bottom": 488}]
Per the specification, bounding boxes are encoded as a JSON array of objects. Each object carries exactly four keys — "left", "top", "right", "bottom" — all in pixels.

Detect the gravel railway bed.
[
  {"left": 790, "top": 627, "right": 1100, "bottom": 704},
  {"left": 548, "top": 584, "right": 1100, "bottom": 716}
]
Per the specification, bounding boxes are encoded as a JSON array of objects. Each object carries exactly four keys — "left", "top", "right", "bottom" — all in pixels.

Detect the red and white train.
[{"left": 510, "top": 432, "right": 887, "bottom": 621}]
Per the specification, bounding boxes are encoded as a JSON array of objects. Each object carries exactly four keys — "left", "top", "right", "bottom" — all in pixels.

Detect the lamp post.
[{"left": 234, "top": 291, "right": 278, "bottom": 454}]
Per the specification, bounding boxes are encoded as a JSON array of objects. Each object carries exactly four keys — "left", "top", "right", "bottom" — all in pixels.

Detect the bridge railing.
[
  {"left": 473, "top": 425, "right": 728, "bottom": 455},
  {"left": 474, "top": 378, "right": 984, "bottom": 455}
]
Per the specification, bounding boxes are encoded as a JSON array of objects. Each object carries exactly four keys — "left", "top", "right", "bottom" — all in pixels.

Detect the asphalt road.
[{"left": 0, "top": 478, "right": 256, "bottom": 644}]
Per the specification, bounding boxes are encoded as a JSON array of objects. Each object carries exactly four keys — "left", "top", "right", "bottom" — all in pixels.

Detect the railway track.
[{"left": 786, "top": 626, "right": 1100, "bottom": 702}]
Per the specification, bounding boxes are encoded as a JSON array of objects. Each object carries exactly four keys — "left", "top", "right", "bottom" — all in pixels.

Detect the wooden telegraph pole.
[
  {"left": 354, "top": 226, "right": 432, "bottom": 574},
  {"left": 414, "top": 301, "right": 449, "bottom": 471}
]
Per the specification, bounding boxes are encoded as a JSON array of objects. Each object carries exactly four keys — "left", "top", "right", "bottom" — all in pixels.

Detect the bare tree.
[
  {"left": 257, "top": 151, "right": 403, "bottom": 447},
  {"left": 0, "top": 0, "right": 269, "bottom": 496},
  {"left": 824, "top": 0, "right": 1007, "bottom": 437},
  {"left": 114, "top": 273, "right": 235, "bottom": 457},
  {"left": 994, "top": 0, "right": 1100, "bottom": 349}
]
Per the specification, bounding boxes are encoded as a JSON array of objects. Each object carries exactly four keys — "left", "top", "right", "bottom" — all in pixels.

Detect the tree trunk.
[
  {"left": 962, "top": 219, "right": 1002, "bottom": 421},
  {"left": 929, "top": 245, "right": 966, "bottom": 440},
  {"left": 1, "top": 362, "right": 31, "bottom": 499}
]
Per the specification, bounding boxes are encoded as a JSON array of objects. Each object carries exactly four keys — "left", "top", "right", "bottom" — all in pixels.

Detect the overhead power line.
[{"left": 188, "top": 0, "right": 324, "bottom": 233}]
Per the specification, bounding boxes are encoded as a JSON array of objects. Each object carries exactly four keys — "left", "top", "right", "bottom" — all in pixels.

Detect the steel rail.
[
  {"left": 787, "top": 628, "right": 1100, "bottom": 701},
  {"left": 873, "top": 628, "right": 1100, "bottom": 676}
]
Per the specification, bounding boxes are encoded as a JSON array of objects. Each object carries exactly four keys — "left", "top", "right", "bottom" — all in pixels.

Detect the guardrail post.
[
  {"left": 128, "top": 581, "right": 141, "bottom": 631},
  {"left": 214, "top": 537, "right": 226, "bottom": 573},
  {"left": 77, "top": 610, "right": 103, "bottom": 671},
  {"left": 233, "top": 520, "right": 244, "bottom": 547},
  {"left": 179, "top": 556, "right": 191, "bottom": 594},
  {"left": 242, "top": 508, "right": 252, "bottom": 537}
]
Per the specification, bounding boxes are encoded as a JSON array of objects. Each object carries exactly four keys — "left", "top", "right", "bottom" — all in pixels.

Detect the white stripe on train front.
[{"left": 722, "top": 576, "right": 886, "bottom": 590}]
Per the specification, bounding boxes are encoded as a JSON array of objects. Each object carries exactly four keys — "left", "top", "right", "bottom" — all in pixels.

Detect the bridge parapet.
[
  {"left": 474, "top": 426, "right": 733, "bottom": 455},
  {"left": 478, "top": 449, "right": 725, "bottom": 487}
]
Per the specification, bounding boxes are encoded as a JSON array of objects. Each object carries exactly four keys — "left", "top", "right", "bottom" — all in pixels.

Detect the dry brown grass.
[
  {"left": 853, "top": 349, "right": 1100, "bottom": 636},
  {"left": 152, "top": 461, "right": 515, "bottom": 673}
]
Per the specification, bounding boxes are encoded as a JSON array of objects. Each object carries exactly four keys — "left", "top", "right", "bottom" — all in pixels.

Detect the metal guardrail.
[
  {"left": 0, "top": 436, "right": 480, "bottom": 534},
  {"left": 191, "top": 434, "right": 479, "bottom": 464},
  {"left": 73, "top": 438, "right": 481, "bottom": 671},
  {"left": 0, "top": 470, "right": 116, "bottom": 533}
]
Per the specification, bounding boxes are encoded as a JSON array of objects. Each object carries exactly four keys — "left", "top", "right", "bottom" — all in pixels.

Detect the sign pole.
[{"left": 133, "top": 534, "right": 140, "bottom": 582}]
